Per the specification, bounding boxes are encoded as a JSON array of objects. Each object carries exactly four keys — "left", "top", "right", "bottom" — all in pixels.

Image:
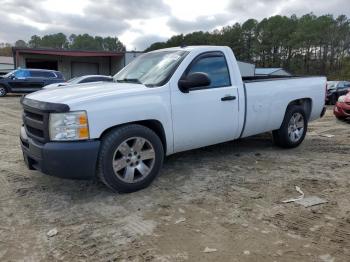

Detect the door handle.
[{"left": 221, "top": 95, "right": 236, "bottom": 101}]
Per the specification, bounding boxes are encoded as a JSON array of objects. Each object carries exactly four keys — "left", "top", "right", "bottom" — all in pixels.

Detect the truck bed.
[{"left": 240, "top": 75, "right": 326, "bottom": 138}]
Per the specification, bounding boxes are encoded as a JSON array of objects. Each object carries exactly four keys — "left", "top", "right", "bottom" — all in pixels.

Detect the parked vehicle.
[
  {"left": 326, "top": 81, "right": 350, "bottom": 105},
  {"left": 44, "top": 75, "right": 113, "bottom": 89},
  {"left": 334, "top": 92, "right": 350, "bottom": 120},
  {"left": 20, "top": 46, "right": 327, "bottom": 192},
  {"left": 0, "top": 68, "right": 64, "bottom": 97}
]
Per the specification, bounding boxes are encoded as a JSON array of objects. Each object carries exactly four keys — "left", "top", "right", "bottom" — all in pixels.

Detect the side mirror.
[
  {"left": 9, "top": 74, "right": 15, "bottom": 79},
  {"left": 178, "top": 72, "right": 211, "bottom": 93}
]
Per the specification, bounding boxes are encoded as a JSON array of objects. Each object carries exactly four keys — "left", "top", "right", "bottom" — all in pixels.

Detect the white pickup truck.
[{"left": 20, "top": 46, "right": 327, "bottom": 192}]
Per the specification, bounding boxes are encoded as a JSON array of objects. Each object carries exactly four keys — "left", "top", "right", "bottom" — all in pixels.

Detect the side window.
[
  {"left": 54, "top": 72, "right": 63, "bottom": 79},
  {"left": 30, "top": 71, "right": 55, "bottom": 78},
  {"left": 338, "top": 82, "right": 345, "bottom": 88},
  {"left": 80, "top": 77, "right": 94, "bottom": 83},
  {"left": 339, "top": 82, "right": 350, "bottom": 89},
  {"left": 98, "top": 77, "right": 112, "bottom": 82},
  {"left": 46, "top": 72, "right": 56, "bottom": 78},
  {"left": 14, "top": 69, "right": 30, "bottom": 78},
  {"left": 186, "top": 54, "right": 231, "bottom": 88},
  {"left": 30, "top": 71, "right": 42, "bottom": 78}
]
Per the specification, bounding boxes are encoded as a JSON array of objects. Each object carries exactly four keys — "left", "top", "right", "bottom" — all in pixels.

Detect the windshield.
[
  {"left": 327, "top": 81, "right": 338, "bottom": 90},
  {"left": 67, "top": 77, "right": 82, "bottom": 84},
  {"left": 4, "top": 70, "right": 16, "bottom": 78},
  {"left": 3, "top": 69, "right": 30, "bottom": 78},
  {"left": 114, "top": 50, "right": 188, "bottom": 87}
]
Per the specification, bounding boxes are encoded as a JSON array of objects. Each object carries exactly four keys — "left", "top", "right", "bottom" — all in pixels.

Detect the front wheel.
[
  {"left": 0, "top": 86, "right": 7, "bottom": 97},
  {"left": 97, "top": 124, "right": 164, "bottom": 193},
  {"left": 273, "top": 105, "right": 308, "bottom": 148}
]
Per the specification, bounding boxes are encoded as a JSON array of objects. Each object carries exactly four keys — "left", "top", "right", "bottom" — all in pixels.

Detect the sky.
[{"left": 1, "top": 0, "right": 350, "bottom": 50}]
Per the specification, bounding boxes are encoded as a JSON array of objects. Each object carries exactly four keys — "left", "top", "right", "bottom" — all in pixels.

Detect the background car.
[
  {"left": 326, "top": 81, "right": 350, "bottom": 104},
  {"left": 43, "top": 75, "right": 113, "bottom": 89},
  {"left": 334, "top": 92, "right": 350, "bottom": 120},
  {"left": 0, "top": 68, "right": 64, "bottom": 97}
]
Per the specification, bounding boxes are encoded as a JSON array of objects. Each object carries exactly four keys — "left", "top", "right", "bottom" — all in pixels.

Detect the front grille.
[
  {"left": 21, "top": 97, "right": 70, "bottom": 143},
  {"left": 23, "top": 107, "right": 49, "bottom": 143},
  {"left": 24, "top": 110, "right": 43, "bottom": 121}
]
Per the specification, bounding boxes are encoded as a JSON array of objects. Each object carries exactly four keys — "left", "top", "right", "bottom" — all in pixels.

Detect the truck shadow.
[
  {"left": 165, "top": 132, "right": 275, "bottom": 163},
  {"left": 23, "top": 133, "right": 279, "bottom": 199}
]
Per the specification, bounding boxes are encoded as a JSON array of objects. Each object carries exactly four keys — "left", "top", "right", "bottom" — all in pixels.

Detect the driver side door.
[
  {"left": 170, "top": 52, "right": 239, "bottom": 153},
  {"left": 7, "top": 69, "right": 30, "bottom": 92}
]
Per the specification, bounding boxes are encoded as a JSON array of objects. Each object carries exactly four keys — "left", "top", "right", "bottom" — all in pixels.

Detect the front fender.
[{"left": 73, "top": 88, "right": 174, "bottom": 154}]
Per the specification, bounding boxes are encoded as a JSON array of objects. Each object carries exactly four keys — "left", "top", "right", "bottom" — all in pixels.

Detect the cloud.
[
  {"left": 0, "top": 18, "right": 42, "bottom": 43},
  {"left": 227, "top": 0, "right": 350, "bottom": 21},
  {"left": 167, "top": 14, "right": 232, "bottom": 33},
  {"left": 46, "top": 14, "right": 129, "bottom": 37},
  {"left": 131, "top": 34, "right": 168, "bottom": 50},
  {"left": 277, "top": 0, "right": 350, "bottom": 17},
  {"left": 0, "top": 0, "right": 170, "bottom": 45},
  {"left": 0, "top": 0, "right": 350, "bottom": 50},
  {"left": 83, "top": 0, "right": 171, "bottom": 20}
]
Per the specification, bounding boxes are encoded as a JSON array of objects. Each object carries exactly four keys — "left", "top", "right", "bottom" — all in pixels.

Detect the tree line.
[
  {"left": 146, "top": 14, "right": 350, "bottom": 79},
  {"left": 1, "top": 14, "right": 350, "bottom": 79},
  {"left": 0, "top": 33, "right": 126, "bottom": 55}
]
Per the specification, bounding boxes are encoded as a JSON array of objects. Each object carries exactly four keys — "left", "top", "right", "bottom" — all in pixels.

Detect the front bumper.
[
  {"left": 20, "top": 126, "right": 100, "bottom": 180},
  {"left": 334, "top": 102, "right": 350, "bottom": 118}
]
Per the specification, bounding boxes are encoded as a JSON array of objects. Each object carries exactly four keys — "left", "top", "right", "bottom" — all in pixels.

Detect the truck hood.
[{"left": 25, "top": 82, "right": 148, "bottom": 106}]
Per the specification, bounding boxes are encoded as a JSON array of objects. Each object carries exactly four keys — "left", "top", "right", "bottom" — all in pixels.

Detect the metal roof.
[
  {"left": 13, "top": 48, "right": 125, "bottom": 57},
  {"left": 0, "top": 56, "right": 14, "bottom": 64}
]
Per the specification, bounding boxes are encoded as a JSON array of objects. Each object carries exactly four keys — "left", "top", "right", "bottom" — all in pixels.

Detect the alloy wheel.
[
  {"left": 287, "top": 112, "right": 304, "bottom": 142},
  {"left": 112, "top": 137, "right": 155, "bottom": 183}
]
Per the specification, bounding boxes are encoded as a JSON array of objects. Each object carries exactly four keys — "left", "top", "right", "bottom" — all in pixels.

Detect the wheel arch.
[
  {"left": 0, "top": 83, "right": 9, "bottom": 92},
  {"left": 286, "top": 98, "right": 312, "bottom": 120},
  {"left": 99, "top": 120, "right": 167, "bottom": 154}
]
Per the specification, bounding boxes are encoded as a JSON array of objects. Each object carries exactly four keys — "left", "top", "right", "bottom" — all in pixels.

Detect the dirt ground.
[{"left": 0, "top": 96, "right": 349, "bottom": 262}]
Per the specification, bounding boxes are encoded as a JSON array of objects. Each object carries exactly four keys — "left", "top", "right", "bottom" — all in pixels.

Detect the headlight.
[
  {"left": 338, "top": 96, "right": 346, "bottom": 103},
  {"left": 49, "top": 111, "right": 89, "bottom": 141}
]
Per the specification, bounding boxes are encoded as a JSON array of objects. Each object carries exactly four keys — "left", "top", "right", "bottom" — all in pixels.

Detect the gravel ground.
[{"left": 0, "top": 96, "right": 349, "bottom": 262}]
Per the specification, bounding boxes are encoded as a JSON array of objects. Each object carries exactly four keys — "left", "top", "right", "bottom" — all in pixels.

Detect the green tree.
[
  {"left": 0, "top": 43, "right": 12, "bottom": 56},
  {"left": 102, "top": 36, "right": 126, "bottom": 52},
  {"left": 15, "top": 40, "right": 27, "bottom": 47},
  {"left": 39, "top": 33, "right": 67, "bottom": 49},
  {"left": 144, "top": 13, "right": 350, "bottom": 79},
  {"left": 28, "top": 35, "right": 42, "bottom": 48}
]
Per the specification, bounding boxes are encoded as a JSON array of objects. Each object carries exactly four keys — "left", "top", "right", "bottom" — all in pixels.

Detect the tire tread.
[{"left": 97, "top": 124, "right": 164, "bottom": 193}]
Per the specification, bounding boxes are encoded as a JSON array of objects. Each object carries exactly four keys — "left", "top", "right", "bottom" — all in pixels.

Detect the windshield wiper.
[{"left": 116, "top": 78, "right": 142, "bottom": 84}]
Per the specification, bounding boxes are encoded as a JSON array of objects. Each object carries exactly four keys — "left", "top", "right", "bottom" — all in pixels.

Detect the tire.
[
  {"left": 0, "top": 86, "right": 7, "bottom": 97},
  {"left": 336, "top": 116, "right": 345, "bottom": 121},
  {"left": 330, "top": 94, "right": 337, "bottom": 105},
  {"left": 97, "top": 124, "right": 164, "bottom": 193},
  {"left": 273, "top": 105, "right": 308, "bottom": 148}
]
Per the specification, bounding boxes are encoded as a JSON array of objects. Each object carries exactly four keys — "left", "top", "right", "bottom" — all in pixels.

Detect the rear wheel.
[
  {"left": 273, "top": 105, "right": 308, "bottom": 148},
  {"left": 0, "top": 86, "right": 7, "bottom": 97},
  {"left": 97, "top": 124, "right": 164, "bottom": 193},
  {"left": 335, "top": 116, "right": 345, "bottom": 121},
  {"left": 330, "top": 94, "right": 337, "bottom": 105}
]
